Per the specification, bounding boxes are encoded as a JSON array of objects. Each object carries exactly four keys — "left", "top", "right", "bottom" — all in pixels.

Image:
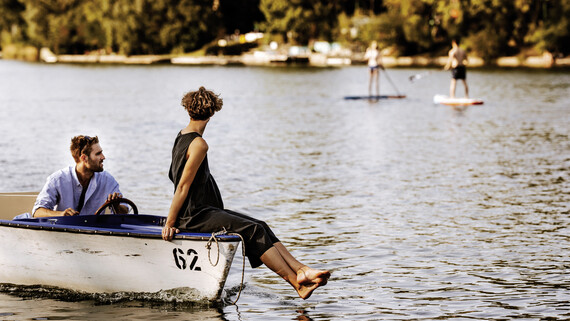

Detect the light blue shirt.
[{"left": 32, "top": 166, "right": 121, "bottom": 216}]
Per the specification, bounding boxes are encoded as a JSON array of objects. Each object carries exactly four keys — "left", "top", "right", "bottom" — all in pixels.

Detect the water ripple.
[{"left": 1, "top": 61, "right": 569, "bottom": 320}]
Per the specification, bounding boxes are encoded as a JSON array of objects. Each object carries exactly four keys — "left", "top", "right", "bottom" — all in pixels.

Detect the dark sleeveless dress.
[{"left": 169, "top": 132, "right": 279, "bottom": 268}]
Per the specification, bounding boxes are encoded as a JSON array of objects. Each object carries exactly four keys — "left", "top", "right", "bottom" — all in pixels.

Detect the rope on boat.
[
  {"left": 206, "top": 227, "right": 227, "bottom": 266},
  {"left": 206, "top": 228, "right": 246, "bottom": 305}
]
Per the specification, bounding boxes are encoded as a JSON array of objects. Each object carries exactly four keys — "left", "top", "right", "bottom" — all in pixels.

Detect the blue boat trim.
[{"left": 0, "top": 214, "right": 240, "bottom": 241}]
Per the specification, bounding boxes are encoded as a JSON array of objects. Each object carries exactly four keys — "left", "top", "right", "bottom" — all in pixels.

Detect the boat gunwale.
[{"left": 0, "top": 214, "right": 241, "bottom": 242}]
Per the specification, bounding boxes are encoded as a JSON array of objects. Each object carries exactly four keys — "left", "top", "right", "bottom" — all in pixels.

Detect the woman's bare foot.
[
  {"left": 296, "top": 282, "right": 320, "bottom": 300},
  {"left": 297, "top": 266, "right": 330, "bottom": 286}
]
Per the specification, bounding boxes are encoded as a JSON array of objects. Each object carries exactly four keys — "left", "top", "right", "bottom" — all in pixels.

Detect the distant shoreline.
[{"left": 2, "top": 46, "right": 569, "bottom": 69}]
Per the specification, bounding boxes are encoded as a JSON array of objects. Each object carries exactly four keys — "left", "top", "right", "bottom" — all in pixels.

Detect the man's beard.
[{"left": 87, "top": 159, "right": 104, "bottom": 172}]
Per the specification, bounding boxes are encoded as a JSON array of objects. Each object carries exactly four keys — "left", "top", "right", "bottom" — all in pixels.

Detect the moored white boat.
[{"left": 0, "top": 193, "right": 241, "bottom": 302}]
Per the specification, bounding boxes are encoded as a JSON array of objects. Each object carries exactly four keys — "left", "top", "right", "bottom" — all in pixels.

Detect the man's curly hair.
[
  {"left": 70, "top": 135, "right": 99, "bottom": 162},
  {"left": 181, "top": 86, "right": 223, "bottom": 120}
]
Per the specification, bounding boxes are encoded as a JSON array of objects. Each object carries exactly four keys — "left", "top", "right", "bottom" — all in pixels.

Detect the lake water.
[{"left": 0, "top": 60, "right": 569, "bottom": 320}]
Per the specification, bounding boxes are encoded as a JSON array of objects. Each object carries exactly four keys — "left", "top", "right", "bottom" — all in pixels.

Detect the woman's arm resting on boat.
[{"left": 162, "top": 137, "right": 208, "bottom": 241}]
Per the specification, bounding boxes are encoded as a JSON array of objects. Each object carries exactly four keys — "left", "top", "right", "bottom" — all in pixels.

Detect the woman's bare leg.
[
  {"left": 368, "top": 71, "right": 374, "bottom": 96},
  {"left": 273, "top": 242, "right": 330, "bottom": 286},
  {"left": 273, "top": 242, "right": 303, "bottom": 272},
  {"left": 260, "top": 246, "right": 321, "bottom": 299},
  {"left": 375, "top": 71, "right": 380, "bottom": 96}
]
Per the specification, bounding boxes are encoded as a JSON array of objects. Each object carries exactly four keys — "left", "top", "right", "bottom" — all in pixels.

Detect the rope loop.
[
  {"left": 206, "top": 227, "right": 227, "bottom": 266},
  {"left": 205, "top": 228, "right": 246, "bottom": 305},
  {"left": 228, "top": 232, "right": 246, "bottom": 305}
]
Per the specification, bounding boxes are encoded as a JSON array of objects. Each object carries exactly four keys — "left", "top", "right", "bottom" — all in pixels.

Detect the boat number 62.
[{"left": 173, "top": 248, "right": 201, "bottom": 271}]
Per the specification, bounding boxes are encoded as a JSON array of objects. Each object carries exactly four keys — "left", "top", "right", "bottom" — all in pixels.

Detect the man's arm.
[
  {"left": 32, "top": 171, "right": 78, "bottom": 217},
  {"left": 461, "top": 48, "right": 469, "bottom": 66},
  {"left": 34, "top": 207, "right": 78, "bottom": 217},
  {"left": 444, "top": 50, "right": 454, "bottom": 70}
]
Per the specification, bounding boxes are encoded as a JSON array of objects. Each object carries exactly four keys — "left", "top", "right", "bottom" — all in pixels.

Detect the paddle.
[
  {"left": 409, "top": 71, "right": 433, "bottom": 83},
  {"left": 380, "top": 66, "right": 402, "bottom": 96}
]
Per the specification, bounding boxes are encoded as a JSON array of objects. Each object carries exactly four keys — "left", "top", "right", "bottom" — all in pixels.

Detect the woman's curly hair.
[{"left": 181, "top": 86, "right": 223, "bottom": 120}]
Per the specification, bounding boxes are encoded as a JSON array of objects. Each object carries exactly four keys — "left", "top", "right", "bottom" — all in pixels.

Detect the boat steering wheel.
[{"left": 95, "top": 197, "right": 139, "bottom": 215}]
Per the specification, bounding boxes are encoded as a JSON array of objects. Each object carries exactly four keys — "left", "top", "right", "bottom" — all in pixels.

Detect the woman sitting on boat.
[{"left": 162, "top": 87, "right": 330, "bottom": 299}]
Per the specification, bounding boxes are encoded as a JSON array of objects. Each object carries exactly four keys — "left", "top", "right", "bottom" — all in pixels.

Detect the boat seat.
[{"left": 0, "top": 192, "right": 38, "bottom": 221}]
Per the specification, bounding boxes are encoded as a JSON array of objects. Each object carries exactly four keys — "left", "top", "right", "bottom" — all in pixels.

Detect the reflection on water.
[{"left": 0, "top": 60, "right": 569, "bottom": 320}]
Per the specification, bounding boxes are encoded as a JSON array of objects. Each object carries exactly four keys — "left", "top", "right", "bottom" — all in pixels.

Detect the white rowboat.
[{"left": 0, "top": 193, "right": 240, "bottom": 302}]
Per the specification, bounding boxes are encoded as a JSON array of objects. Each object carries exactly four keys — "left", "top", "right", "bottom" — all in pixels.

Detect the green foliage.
[
  {"left": 525, "top": 0, "right": 570, "bottom": 54},
  {"left": 259, "top": 0, "right": 338, "bottom": 44},
  {"left": 1, "top": 0, "right": 569, "bottom": 59},
  {"left": 359, "top": 0, "right": 570, "bottom": 59},
  {"left": 7, "top": 0, "right": 221, "bottom": 55},
  {"left": 0, "top": 0, "right": 26, "bottom": 44},
  {"left": 355, "top": 12, "right": 404, "bottom": 52}
]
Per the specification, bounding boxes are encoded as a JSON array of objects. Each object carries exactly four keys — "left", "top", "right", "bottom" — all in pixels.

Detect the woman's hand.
[{"left": 162, "top": 224, "right": 180, "bottom": 241}]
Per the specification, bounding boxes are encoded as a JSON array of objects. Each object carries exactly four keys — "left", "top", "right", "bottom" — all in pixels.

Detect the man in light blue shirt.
[{"left": 32, "top": 135, "right": 126, "bottom": 217}]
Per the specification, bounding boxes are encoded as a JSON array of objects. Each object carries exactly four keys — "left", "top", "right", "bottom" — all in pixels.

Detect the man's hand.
[
  {"left": 106, "top": 192, "right": 129, "bottom": 214},
  {"left": 62, "top": 208, "right": 79, "bottom": 216},
  {"left": 107, "top": 192, "right": 122, "bottom": 202}
]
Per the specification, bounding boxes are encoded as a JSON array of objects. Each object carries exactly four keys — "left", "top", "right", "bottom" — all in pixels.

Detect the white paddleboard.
[{"left": 433, "top": 94, "right": 483, "bottom": 106}]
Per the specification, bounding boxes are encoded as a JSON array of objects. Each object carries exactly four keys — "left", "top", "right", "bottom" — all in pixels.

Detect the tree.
[
  {"left": 0, "top": 0, "right": 26, "bottom": 44},
  {"left": 13, "top": 0, "right": 222, "bottom": 55},
  {"left": 526, "top": 0, "right": 570, "bottom": 56},
  {"left": 106, "top": 0, "right": 221, "bottom": 54},
  {"left": 2, "top": 0, "right": 569, "bottom": 58},
  {"left": 259, "top": 0, "right": 339, "bottom": 44},
  {"left": 219, "top": 0, "right": 264, "bottom": 34}
]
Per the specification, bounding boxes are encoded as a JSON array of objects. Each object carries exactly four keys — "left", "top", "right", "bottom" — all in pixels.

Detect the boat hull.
[{"left": 0, "top": 215, "right": 240, "bottom": 301}]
